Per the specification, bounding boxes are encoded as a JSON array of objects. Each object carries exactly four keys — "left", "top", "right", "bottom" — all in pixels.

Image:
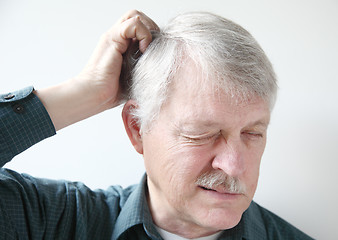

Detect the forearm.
[
  {"left": 0, "top": 10, "right": 158, "bottom": 162},
  {"left": 34, "top": 78, "right": 113, "bottom": 131},
  {"left": 33, "top": 10, "right": 158, "bottom": 132}
]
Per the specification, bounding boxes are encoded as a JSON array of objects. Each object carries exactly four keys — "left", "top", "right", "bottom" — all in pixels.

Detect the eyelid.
[
  {"left": 181, "top": 131, "right": 221, "bottom": 141},
  {"left": 243, "top": 131, "right": 264, "bottom": 137}
]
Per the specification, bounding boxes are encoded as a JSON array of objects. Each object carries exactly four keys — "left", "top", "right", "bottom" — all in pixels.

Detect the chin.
[
  {"left": 193, "top": 202, "right": 248, "bottom": 232},
  {"left": 193, "top": 184, "right": 252, "bottom": 227},
  {"left": 208, "top": 210, "right": 243, "bottom": 230}
]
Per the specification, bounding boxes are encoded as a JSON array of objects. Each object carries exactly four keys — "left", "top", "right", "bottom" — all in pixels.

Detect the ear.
[{"left": 122, "top": 100, "right": 143, "bottom": 154}]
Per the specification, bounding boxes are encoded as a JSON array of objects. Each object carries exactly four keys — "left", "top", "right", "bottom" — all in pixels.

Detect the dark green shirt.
[{"left": 0, "top": 87, "right": 314, "bottom": 239}]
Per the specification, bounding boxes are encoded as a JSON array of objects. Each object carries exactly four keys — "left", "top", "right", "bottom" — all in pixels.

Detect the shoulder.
[
  {"left": 102, "top": 183, "right": 138, "bottom": 207},
  {"left": 246, "top": 201, "right": 314, "bottom": 240},
  {"left": 0, "top": 168, "right": 140, "bottom": 238}
]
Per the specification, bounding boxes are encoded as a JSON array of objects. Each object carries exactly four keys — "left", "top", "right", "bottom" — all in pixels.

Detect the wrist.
[{"left": 71, "top": 72, "right": 120, "bottom": 111}]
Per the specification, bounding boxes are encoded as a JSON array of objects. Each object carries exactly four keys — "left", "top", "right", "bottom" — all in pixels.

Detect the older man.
[{"left": 0, "top": 10, "right": 312, "bottom": 239}]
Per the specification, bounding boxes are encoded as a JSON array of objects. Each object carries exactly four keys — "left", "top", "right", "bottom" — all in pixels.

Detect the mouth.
[
  {"left": 198, "top": 185, "right": 242, "bottom": 196},
  {"left": 200, "top": 186, "right": 215, "bottom": 191}
]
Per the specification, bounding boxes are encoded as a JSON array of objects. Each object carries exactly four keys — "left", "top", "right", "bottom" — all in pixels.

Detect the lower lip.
[{"left": 198, "top": 187, "right": 243, "bottom": 201}]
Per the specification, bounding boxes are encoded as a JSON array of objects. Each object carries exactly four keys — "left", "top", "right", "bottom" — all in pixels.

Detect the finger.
[
  {"left": 118, "top": 9, "right": 159, "bottom": 32},
  {"left": 136, "top": 11, "right": 159, "bottom": 32},
  {"left": 115, "top": 16, "right": 153, "bottom": 53},
  {"left": 118, "top": 9, "right": 142, "bottom": 23}
]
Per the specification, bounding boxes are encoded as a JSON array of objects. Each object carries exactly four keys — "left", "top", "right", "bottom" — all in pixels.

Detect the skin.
[
  {"left": 123, "top": 61, "right": 271, "bottom": 238},
  {"left": 35, "top": 10, "right": 159, "bottom": 131},
  {"left": 34, "top": 9, "right": 270, "bottom": 239}
]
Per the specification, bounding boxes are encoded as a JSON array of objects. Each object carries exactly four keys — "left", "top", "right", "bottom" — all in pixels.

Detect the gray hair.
[{"left": 120, "top": 12, "right": 277, "bottom": 131}]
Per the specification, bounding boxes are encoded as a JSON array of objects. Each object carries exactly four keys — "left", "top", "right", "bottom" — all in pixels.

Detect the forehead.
[{"left": 161, "top": 62, "right": 270, "bottom": 128}]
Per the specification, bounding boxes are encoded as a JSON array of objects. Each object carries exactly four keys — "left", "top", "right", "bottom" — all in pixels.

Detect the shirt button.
[
  {"left": 4, "top": 93, "right": 15, "bottom": 100},
  {"left": 12, "top": 103, "right": 24, "bottom": 114}
]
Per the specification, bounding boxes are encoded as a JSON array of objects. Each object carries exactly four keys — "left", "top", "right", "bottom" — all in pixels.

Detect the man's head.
[
  {"left": 121, "top": 11, "right": 277, "bottom": 131},
  {"left": 122, "top": 12, "right": 277, "bottom": 237}
]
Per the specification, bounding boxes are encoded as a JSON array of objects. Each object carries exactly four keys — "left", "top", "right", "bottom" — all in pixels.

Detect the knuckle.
[
  {"left": 112, "top": 40, "right": 126, "bottom": 53},
  {"left": 131, "top": 16, "right": 140, "bottom": 24},
  {"left": 127, "top": 9, "right": 140, "bottom": 17},
  {"left": 119, "top": 24, "right": 129, "bottom": 39}
]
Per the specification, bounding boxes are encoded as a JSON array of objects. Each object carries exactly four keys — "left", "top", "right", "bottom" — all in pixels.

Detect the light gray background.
[{"left": 1, "top": 0, "right": 337, "bottom": 239}]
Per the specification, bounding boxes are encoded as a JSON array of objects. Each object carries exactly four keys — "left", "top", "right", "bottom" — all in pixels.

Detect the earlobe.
[{"left": 122, "top": 100, "right": 144, "bottom": 154}]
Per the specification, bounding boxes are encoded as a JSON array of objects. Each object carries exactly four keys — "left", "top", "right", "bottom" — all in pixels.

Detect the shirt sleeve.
[
  {"left": 0, "top": 86, "right": 56, "bottom": 167},
  {"left": 0, "top": 169, "right": 121, "bottom": 239},
  {"left": 0, "top": 87, "right": 121, "bottom": 239}
]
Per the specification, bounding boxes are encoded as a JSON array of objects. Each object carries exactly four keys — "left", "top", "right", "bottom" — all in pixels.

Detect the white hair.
[{"left": 120, "top": 12, "right": 277, "bottom": 131}]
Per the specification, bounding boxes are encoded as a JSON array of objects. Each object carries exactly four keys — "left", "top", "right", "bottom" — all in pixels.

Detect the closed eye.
[
  {"left": 181, "top": 132, "right": 221, "bottom": 144},
  {"left": 242, "top": 131, "right": 264, "bottom": 139}
]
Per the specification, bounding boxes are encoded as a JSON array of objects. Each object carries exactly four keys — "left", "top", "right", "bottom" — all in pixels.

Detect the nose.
[{"left": 211, "top": 137, "right": 246, "bottom": 177}]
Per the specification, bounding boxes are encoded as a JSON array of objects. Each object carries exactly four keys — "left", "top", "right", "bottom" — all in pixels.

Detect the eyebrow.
[
  {"left": 176, "top": 121, "right": 218, "bottom": 130},
  {"left": 172, "top": 122, "right": 215, "bottom": 136},
  {"left": 245, "top": 119, "right": 270, "bottom": 129},
  {"left": 176, "top": 118, "right": 270, "bottom": 133}
]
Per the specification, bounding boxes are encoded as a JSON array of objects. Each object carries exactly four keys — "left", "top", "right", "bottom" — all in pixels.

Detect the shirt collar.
[
  {"left": 240, "top": 201, "right": 267, "bottom": 240},
  {"left": 112, "top": 174, "right": 162, "bottom": 240},
  {"left": 113, "top": 174, "right": 267, "bottom": 240},
  {"left": 217, "top": 201, "right": 267, "bottom": 240}
]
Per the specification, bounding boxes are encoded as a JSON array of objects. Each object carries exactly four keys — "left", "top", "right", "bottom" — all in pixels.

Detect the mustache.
[{"left": 195, "top": 171, "right": 246, "bottom": 194}]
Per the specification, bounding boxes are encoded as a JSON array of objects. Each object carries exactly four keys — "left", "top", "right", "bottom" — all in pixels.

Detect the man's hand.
[
  {"left": 35, "top": 10, "right": 159, "bottom": 131},
  {"left": 78, "top": 10, "right": 159, "bottom": 108}
]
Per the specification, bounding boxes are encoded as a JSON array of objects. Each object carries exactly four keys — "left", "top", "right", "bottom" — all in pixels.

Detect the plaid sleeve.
[
  {"left": 0, "top": 87, "right": 121, "bottom": 239},
  {"left": 0, "top": 169, "right": 120, "bottom": 239},
  {"left": 0, "top": 86, "right": 56, "bottom": 167}
]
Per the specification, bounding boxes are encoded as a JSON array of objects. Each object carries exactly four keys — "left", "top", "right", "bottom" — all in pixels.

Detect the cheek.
[
  {"left": 170, "top": 143, "right": 214, "bottom": 172},
  {"left": 163, "top": 145, "right": 209, "bottom": 184},
  {"left": 242, "top": 145, "right": 264, "bottom": 197},
  {"left": 146, "top": 141, "right": 213, "bottom": 191}
]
